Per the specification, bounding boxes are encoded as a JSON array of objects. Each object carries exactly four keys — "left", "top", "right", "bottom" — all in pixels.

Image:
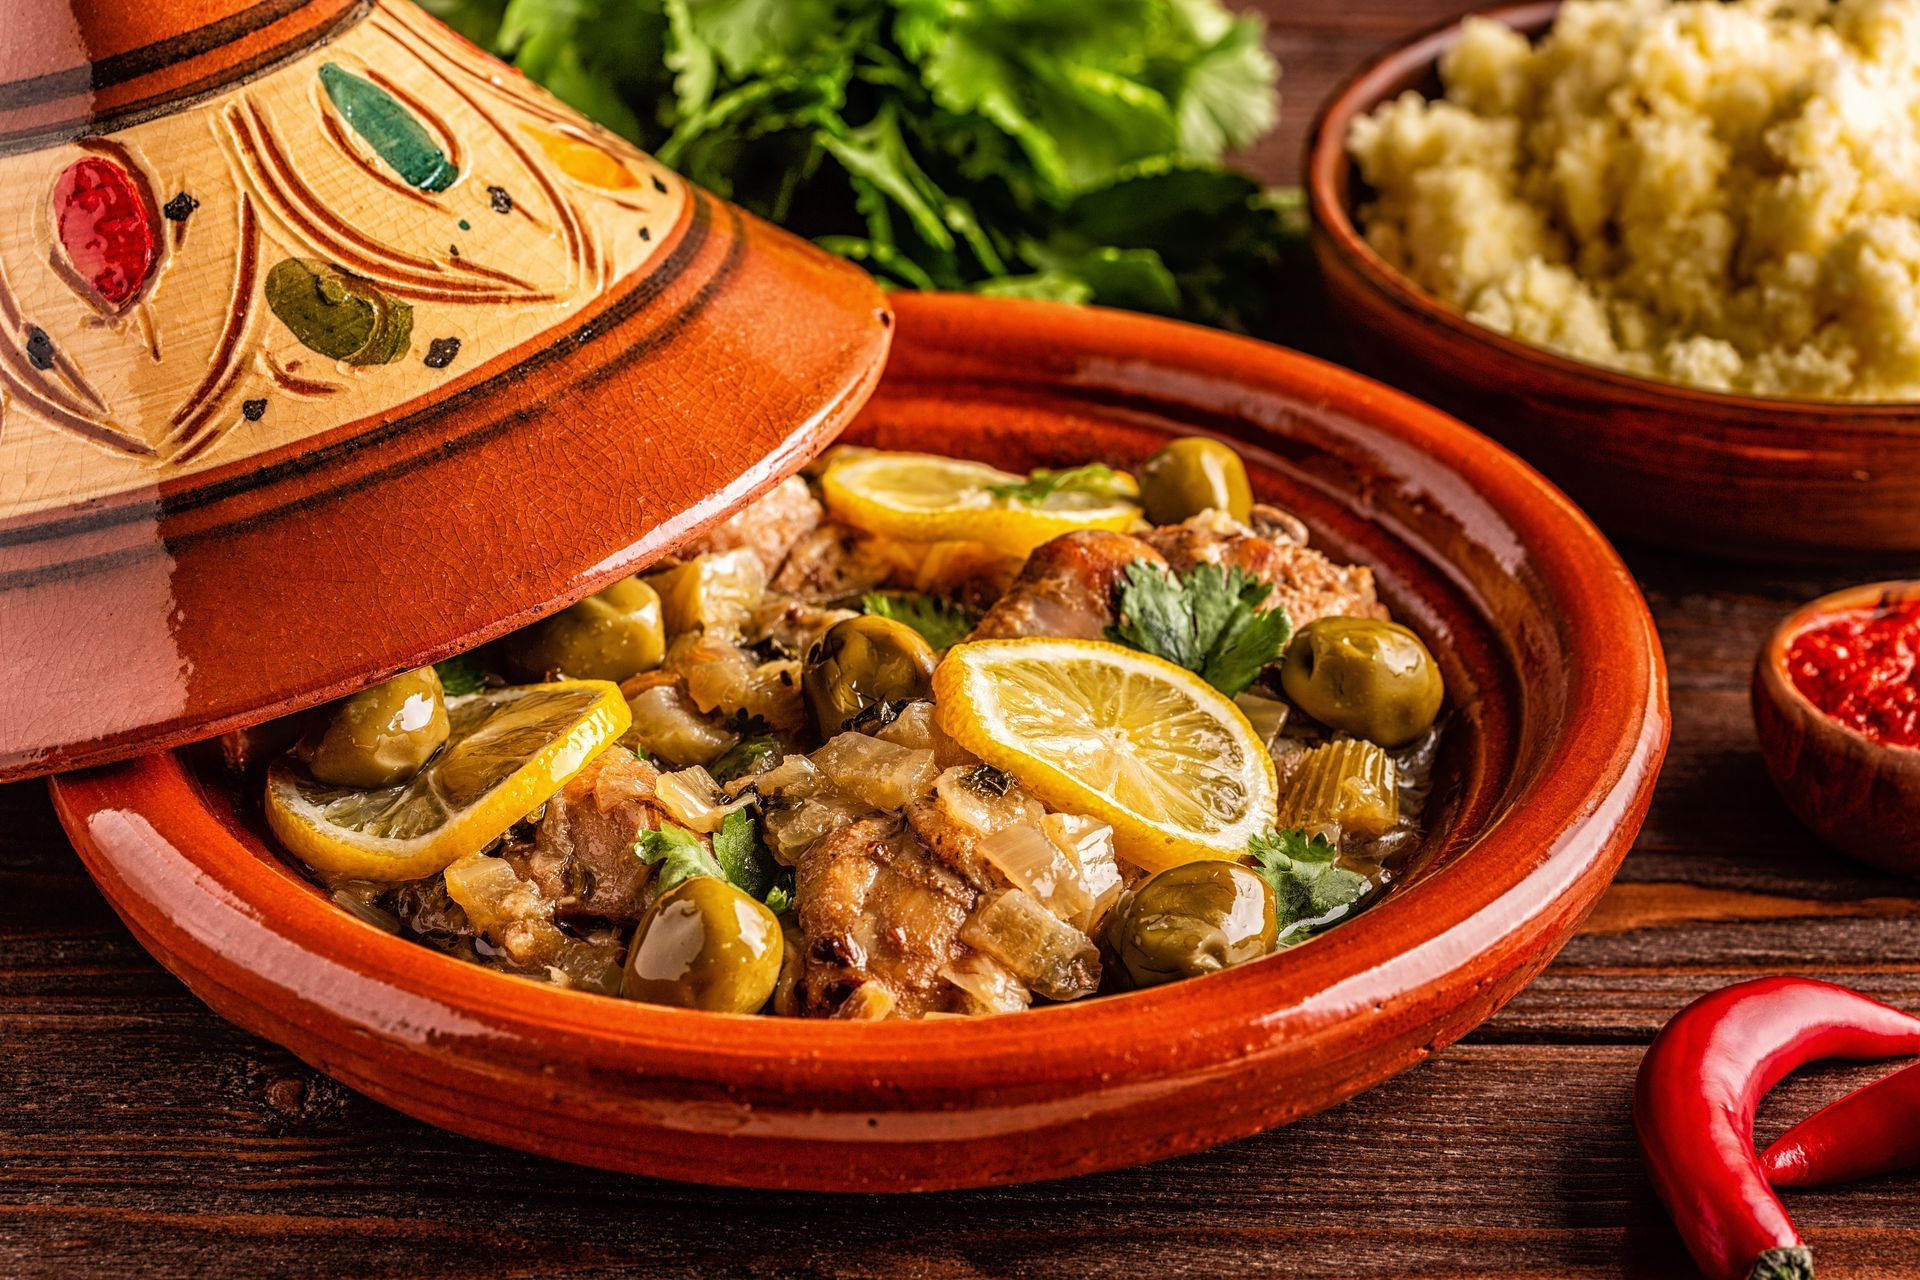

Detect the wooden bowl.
[
  {"left": 1754, "top": 582, "right": 1920, "bottom": 876},
  {"left": 48, "top": 294, "right": 1670, "bottom": 1191},
  {"left": 1305, "top": 2, "right": 1920, "bottom": 560}
]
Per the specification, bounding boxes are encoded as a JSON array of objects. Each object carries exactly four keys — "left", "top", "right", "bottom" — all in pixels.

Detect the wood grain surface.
[{"left": 10, "top": 2, "right": 1920, "bottom": 1276}]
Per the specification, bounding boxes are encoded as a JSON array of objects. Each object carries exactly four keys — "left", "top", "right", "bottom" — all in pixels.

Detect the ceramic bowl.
[
  {"left": 1305, "top": 1, "right": 1920, "bottom": 560},
  {"left": 49, "top": 294, "right": 1669, "bottom": 1191},
  {"left": 1754, "top": 581, "right": 1920, "bottom": 876}
]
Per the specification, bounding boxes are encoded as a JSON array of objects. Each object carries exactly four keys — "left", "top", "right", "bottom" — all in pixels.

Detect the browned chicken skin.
[
  {"left": 795, "top": 814, "right": 977, "bottom": 1018},
  {"left": 968, "top": 530, "right": 1165, "bottom": 641}
]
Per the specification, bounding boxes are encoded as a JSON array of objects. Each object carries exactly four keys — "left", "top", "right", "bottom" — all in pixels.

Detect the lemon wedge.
[
  {"left": 932, "top": 638, "right": 1277, "bottom": 873},
  {"left": 266, "top": 680, "right": 630, "bottom": 883},
  {"left": 820, "top": 452, "right": 1141, "bottom": 559}
]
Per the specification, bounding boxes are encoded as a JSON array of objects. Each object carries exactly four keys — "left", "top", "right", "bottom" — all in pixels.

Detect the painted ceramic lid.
[{"left": 0, "top": 0, "right": 892, "bottom": 781}]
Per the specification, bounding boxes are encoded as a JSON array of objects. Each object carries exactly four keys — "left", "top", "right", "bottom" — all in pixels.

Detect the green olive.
[
  {"left": 500, "top": 577, "right": 665, "bottom": 682},
  {"left": 1108, "top": 861, "right": 1277, "bottom": 988},
  {"left": 297, "top": 667, "right": 449, "bottom": 788},
  {"left": 1138, "top": 438, "right": 1253, "bottom": 524},
  {"left": 623, "top": 876, "right": 784, "bottom": 1013},
  {"left": 803, "top": 615, "right": 937, "bottom": 736},
  {"left": 1280, "top": 616, "right": 1444, "bottom": 748}
]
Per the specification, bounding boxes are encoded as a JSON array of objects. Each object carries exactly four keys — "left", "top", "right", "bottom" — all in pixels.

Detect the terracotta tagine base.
[{"left": 50, "top": 295, "right": 1670, "bottom": 1191}]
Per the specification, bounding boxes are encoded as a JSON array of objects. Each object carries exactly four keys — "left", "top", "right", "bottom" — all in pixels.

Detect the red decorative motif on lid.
[{"left": 52, "top": 156, "right": 158, "bottom": 310}]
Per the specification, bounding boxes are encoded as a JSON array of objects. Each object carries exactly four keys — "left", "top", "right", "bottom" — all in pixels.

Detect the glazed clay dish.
[
  {"left": 53, "top": 295, "right": 1669, "bottom": 1190},
  {"left": 1307, "top": 1, "right": 1920, "bottom": 560}
]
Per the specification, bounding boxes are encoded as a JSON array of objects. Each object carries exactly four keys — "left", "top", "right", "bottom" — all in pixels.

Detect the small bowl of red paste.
[{"left": 1756, "top": 583, "right": 1920, "bottom": 877}]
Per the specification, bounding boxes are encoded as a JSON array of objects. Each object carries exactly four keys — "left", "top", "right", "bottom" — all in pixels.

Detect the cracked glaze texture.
[
  {"left": 1, "top": 0, "right": 892, "bottom": 780},
  {"left": 51, "top": 294, "right": 1669, "bottom": 1191}
]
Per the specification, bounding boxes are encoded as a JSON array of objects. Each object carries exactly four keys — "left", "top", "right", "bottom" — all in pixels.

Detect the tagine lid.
[{"left": 0, "top": 0, "right": 892, "bottom": 782}]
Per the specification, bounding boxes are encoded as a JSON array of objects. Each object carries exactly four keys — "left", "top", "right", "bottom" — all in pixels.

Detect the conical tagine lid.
[{"left": 0, "top": 0, "right": 891, "bottom": 781}]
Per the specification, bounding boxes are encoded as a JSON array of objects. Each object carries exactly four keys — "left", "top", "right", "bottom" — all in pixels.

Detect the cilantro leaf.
[
  {"left": 712, "top": 808, "right": 785, "bottom": 902},
  {"left": 636, "top": 823, "right": 724, "bottom": 895},
  {"left": 1107, "top": 559, "right": 1293, "bottom": 696},
  {"left": 861, "top": 591, "right": 977, "bottom": 650},
  {"left": 1246, "top": 826, "right": 1370, "bottom": 936},
  {"left": 985, "top": 463, "right": 1126, "bottom": 506},
  {"left": 432, "top": 654, "right": 488, "bottom": 697}
]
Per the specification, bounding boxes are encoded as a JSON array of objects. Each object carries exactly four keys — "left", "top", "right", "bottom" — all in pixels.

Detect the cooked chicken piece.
[
  {"left": 906, "top": 766, "right": 1048, "bottom": 892},
  {"left": 681, "top": 475, "right": 824, "bottom": 578},
  {"left": 770, "top": 523, "right": 900, "bottom": 603},
  {"left": 968, "top": 530, "right": 1165, "bottom": 641},
  {"left": 1142, "top": 510, "right": 1387, "bottom": 626},
  {"left": 796, "top": 814, "right": 976, "bottom": 1018},
  {"left": 509, "top": 747, "right": 675, "bottom": 923}
]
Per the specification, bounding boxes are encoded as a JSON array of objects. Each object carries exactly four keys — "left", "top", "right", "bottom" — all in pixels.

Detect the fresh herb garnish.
[
  {"left": 861, "top": 591, "right": 977, "bottom": 650},
  {"left": 711, "top": 735, "right": 779, "bottom": 782},
  {"left": 985, "top": 463, "right": 1125, "bottom": 506},
  {"left": 640, "top": 813, "right": 793, "bottom": 910},
  {"left": 636, "top": 823, "right": 723, "bottom": 894},
  {"left": 713, "top": 808, "right": 787, "bottom": 904},
  {"left": 433, "top": 654, "right": 488, "bottom": 697},
  {"left": 423, "top": 0, "right": 1288, "bottom": 330},
  {"left": 1107, "top": 559, "right": 1292, "bottom": 697},
  {"left": 1246, "top": 826, "right": 1370, "bottom": 936}
]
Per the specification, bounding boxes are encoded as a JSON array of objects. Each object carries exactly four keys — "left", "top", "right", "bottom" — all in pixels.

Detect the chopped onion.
[
  {"left": 832, "top": 982, "right": 898, "bottom": 1020},
  {"left": 1234, "top": 690, "right": 1290, "bottom": 750},
  {"left": 675, "top": 631, "right": 805, "bottom": 733},
  {"left": 934, "top": 765, "right": 1041, "bottom": 836},
  {"left": 958, "top": 888, "right": 1101, "bottom": 1001},
  {"left": 979, "top": 822, "right": 1093, "bottom": 923},
  {"left": 941, "top": 951, "right": 1031, "bottom": 1015},
  {"left": 753, "top": 753, "right": 826, "bottom": 800},
  {"left": 811, "top": 732, "right": 938, "bottom": 811},
  {"left": 1043, "top": 813, "right": 1124, "bottom": 932},
  {"left": 874, "top": 700, "right": 937, "bottom": 752},
  {"left": 644, "top": 547, "right": 766, "bottom": 637},
  {"left": 763, "top": 794, "right": 872, "bottom": 863},
  {"left": 624, "top": 685, "right": 735, "bottom": 766},
  {"left": 655, "top": 765, "right": 753, "bottom": 833}
]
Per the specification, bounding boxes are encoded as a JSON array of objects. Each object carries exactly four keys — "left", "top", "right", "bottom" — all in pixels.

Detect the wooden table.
[{"left": 11, "top": 3, "right": 1920, "bottom": 1276}]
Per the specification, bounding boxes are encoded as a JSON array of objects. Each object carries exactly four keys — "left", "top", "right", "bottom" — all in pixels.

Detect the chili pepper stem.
[{"left": 1751, "top": 1245, "right": 1815, "bottom": 1280}]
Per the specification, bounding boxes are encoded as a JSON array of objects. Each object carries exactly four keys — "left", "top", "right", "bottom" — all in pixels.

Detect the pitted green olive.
[
  {"left": 1108, "top": 861, "right": 1277, "bottom": 988},
  {"left": 500, "top": 577, "right": 665, "bottom": 682},
  {"left": 297, "top": 666, "right": 449, "bottom": 788},
  {"left": 623, "top": 876, "right": 784, "bottom": 1013},
  {"left": 1138, "top": 438, "right": 1253, "bottom": 524},
  {"left": 1280, "top": 616, "right": 1444, "bottom": 748},
  {"left": 803, "top": 615, "right": 937, "bottom": 735}
]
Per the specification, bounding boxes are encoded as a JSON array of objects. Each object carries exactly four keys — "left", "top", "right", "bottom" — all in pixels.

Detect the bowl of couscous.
[{"left": 1307, "top": 0, "right": 1920, "bottom": 558}]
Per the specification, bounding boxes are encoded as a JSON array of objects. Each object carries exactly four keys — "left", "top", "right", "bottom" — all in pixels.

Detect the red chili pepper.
[
  {"left": 1762, "top": 1056, "right": 1920, "bottom": 1188},
  {"left": 1635, "top": 977, "right": 1920, "bottom": 1280}
]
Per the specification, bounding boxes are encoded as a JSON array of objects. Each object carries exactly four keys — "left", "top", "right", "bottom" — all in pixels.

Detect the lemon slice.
[
  {"left": 266, "top": 681, "right": 630, "bottom": 883},
  {"left": 820, "top": 451, "right": 1141, "bottom": 558},
  {"left": 932, "top": 638, "right": 1277, "bottom": 873}
]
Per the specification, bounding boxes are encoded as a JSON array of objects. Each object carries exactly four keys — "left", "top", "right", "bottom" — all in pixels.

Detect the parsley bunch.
[{"left": 421, "top": 0, "right": 1289, "bottom": 329}]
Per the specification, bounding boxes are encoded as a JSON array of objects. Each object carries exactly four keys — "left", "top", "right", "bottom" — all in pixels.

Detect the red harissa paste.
[{"left": 1786, "top": 599, "right": 1920, "bottom": 748}]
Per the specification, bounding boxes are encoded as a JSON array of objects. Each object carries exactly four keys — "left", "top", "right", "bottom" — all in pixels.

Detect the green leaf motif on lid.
[
  {"left": 265, "top": 259, "right": 414, "bottom": 366},
  {"left": 319, "top": 62, "right": 459, "bottom": 193}
]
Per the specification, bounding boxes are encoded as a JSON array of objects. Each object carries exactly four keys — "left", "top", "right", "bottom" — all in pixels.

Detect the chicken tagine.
[{"left": 233, "top": 439, "right": 1446, "bottom": 1019}]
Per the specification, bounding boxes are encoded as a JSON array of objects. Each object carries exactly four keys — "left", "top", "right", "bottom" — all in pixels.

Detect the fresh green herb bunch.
[{"left": 421, "top": 0, "right": 1289, "bottom": 329}]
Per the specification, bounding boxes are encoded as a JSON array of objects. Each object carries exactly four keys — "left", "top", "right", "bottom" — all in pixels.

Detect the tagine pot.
[{"left": 0, "top": 0, "right": 891, "bottom": 781}]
